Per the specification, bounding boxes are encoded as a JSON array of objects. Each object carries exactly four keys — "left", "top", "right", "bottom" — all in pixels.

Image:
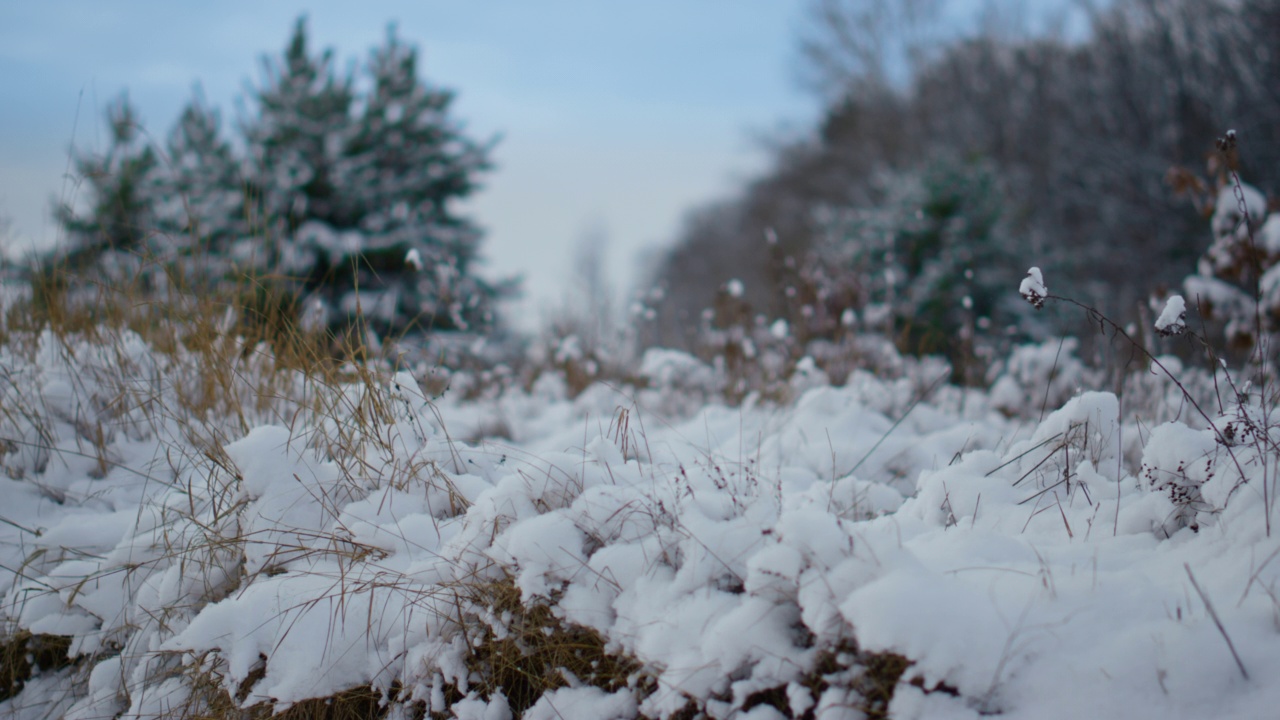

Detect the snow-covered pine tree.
[
  {"left": 241, "top": 18, "right": 507, "bottom": 335},
  {"left": 242, "top": 16, "right": 355, "bottom": 278},
  {"left": 892, "top": 159, "right": 1012, "bottom": 356},
  {"left": 338, "top": 25, "right": 503, "bottom": 333},
  {"left": 55, "top": 93, "right": 161, "bottom": 274},
  {"left": 156, "top": 89, "right": 245, "bottom": 269},
  {"left": 805, "top": 158, "right": 1023, "bottom": 382},
  {"left": 48, "top": 17, "right": 510, "bottom": 338}
]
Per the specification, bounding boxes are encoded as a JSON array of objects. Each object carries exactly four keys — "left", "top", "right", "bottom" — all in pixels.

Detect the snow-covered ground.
[{"left": 2, "top": 326, "right": 1279, "bottom": 719}]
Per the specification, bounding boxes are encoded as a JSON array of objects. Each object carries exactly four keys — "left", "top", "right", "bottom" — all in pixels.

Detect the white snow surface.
[{"left": 3, "top": 331, "right": 1280, "bottom": 719}]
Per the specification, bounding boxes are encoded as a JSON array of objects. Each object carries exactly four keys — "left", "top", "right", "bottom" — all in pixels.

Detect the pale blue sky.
[{"left": 0, "top": 1, "right": 818, "bottom": 326}]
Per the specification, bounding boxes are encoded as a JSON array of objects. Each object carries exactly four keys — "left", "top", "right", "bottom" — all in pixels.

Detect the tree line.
[
  {"left": 50, "top": 17, "right": 510, "bottom": 337},
  {"left": 40, "top": 2, "right": 1280, "bottom": 380},
  {"left": 642, "top": 0, "right": 1280, "bottom": 375}
]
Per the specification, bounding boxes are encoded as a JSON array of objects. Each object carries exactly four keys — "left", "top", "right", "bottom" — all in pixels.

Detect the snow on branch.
[
  {"left": 1155, "top": 295, "right": 1188, "bottom": 337},
  {"left": 1019, "top": 266, "right": 1047, "bottom": 310}
]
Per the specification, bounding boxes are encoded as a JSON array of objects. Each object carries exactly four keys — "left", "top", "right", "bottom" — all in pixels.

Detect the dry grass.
[
  {"left": 6, "top": 267, "right": 312, "bottom": 458},
  {"left": 449, "top": 575, "right": 648, "bottom": 717},
  {"left": 180, "top": 654, "right": 391, "bottom": 720},
  {"left": 1, "top": 255, "right": 667, "bottom": 720},
  {"left": 734, "top": 641, "right": 915, "bottom": 720},
  {"left": 0, "top": 260, "right": 462, "bottom": 717},
  {"left": 0, "top": 631, "right": 75, "bottom": 702},
  {"left": 0, "top": 254, "right": 455, "bottom": 474},
  {"left": 0, "top": 259, "right": 936, "bottom": 720},
  {"left": 161, "top": 573, "right": 651, "bottom": 720}
]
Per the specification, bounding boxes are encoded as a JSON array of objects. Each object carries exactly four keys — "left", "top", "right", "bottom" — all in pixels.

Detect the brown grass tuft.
[
  {"left": 0, "top": 631, "right": 75, "bottom": 702},
  {"left": 453, "top": 575, "right": 647, "bottom": 716}
]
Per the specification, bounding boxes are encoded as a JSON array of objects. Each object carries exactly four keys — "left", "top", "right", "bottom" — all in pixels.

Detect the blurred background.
[
  {"left": 3, "top": 0, "right": 1279, "bottom": 387},
  {"left": 0, "top": 1, "right": 815, "bottom": 330}
]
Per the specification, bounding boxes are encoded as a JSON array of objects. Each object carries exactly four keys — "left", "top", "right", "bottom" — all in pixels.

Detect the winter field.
[
  {"left": 8, "top": 0, "right": 1280, "bottom": 715},
  {"left": 2, "top": 266, "right": 1280, "bottom": 720}
]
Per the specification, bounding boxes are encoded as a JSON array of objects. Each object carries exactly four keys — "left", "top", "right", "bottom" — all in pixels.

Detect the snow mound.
[{"left": 4, "top": 330, "right": 1280, "bottom": 719}]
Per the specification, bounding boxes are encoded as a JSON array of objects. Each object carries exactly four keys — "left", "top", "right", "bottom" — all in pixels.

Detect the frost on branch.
[
  {"left": 1019, "top": 267, "right": 1047, "bottom": 310},
  {"left": 1155, "top": 295, "right": 1188, "bottom": 337}
]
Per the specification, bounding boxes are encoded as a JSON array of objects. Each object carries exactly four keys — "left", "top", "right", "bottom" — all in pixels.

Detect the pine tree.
[
  {"left": 49, "top": 17, "right": 511, "bottom": 337},
  {"left": 338, "top": 24, "right": 501, "bottom": 333},
  {"left": 56, "top": 93, "right": 161, "bottom": 271},
  {"left": 808, "top": 158, "right": 1021, "bottom": 381},
  {"left": 157, "top": 89, "right": 244, "bottom": 260},
  {"left": 240, "top": 18, "right": 507, "bottom": 334},
  {"left": 889, "top": 159, "right": 1015, "bottom": 380},
  {"left": 243, "top": 16, "right": 355, "bottom": 271}
]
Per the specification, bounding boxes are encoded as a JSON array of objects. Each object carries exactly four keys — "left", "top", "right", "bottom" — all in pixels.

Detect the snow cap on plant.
[
  {"left": 405, "top": 247, "right": 423, "bottom": 271},
  {"left": 1154, "top": 295, "right": 1188, "bottom": 337},
  {"left": 1019, "top": 266, "right": 1047, "bottom": 310}
]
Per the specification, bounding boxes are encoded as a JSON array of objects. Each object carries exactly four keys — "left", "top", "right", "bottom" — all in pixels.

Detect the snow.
[
  {"left": 1019, "top": 267, "right": 1047, "bottom": 309},
  {"left": 1155, "top": 294, "right": 1188, "bottom": 336},
  {"left": 405, "top": 247, "right": 423, "bottom": 270},
  {"left": 523, "top": 687, "right": 636, "bottom": 720},
  {"left": 987, "top": 337, "right": 1091, "bottom": 418},
  {"left": 1211, "top": 182, "right": 1267, "bottom": 244},
  {"left": 5, "top": 327, "right": 1280, "bottom": 719},
  {"left": 1261, "top": 215, "right": 1280, "bottom": 256},
  {"left": 1184, "top": 274, "right": 1250, "bottom": 315}
]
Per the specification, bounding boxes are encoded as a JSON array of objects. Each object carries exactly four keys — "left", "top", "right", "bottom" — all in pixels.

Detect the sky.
[{"left": 0, "top": 1, "right": 817, "bottom": 329}]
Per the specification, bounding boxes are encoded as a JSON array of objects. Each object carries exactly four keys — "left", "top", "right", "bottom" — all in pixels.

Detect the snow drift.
[{"left": 2, "top": 329, "right": 1279, "bottom": 720}]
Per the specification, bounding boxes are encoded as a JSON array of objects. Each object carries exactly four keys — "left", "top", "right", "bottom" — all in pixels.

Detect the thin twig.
[
  {"left": 1237, "top": 545, "right": 1280, "bottom": 607},
  {"left": 1054, "top": 492, "right": 1073, "bottom": 539},
  {"left": 848, "top": 368, "right": 949, "bottom": 477},
  {"left": 1048, "top": 294, "right": 1252, "bottom": 493},
  {"left": 1039, "top": 336, "right": 1066, "bottom": 423},
  {"left": 1115, "top": 396, "right": 1123, "bottom": 536},
  {"left": 1018, "top": 476, "right": 1067, "bottom": 506},
  {"left": 0, "top": 515, "right": 41, "bottom": 536},
  {"left": 1185, "top": 563, "right": 1249, "bottom": 681},
  {"left": 985, "top": 433, "right": 1063, "bottom": 478}
]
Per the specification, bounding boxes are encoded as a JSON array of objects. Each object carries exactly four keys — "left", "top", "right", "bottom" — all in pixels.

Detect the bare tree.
[
  {"left": 797, "top": 0, "right": 944, "bottom": 99},
  {"left": 646, "top": 0, "right": 1280, "bottom": 362}
]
